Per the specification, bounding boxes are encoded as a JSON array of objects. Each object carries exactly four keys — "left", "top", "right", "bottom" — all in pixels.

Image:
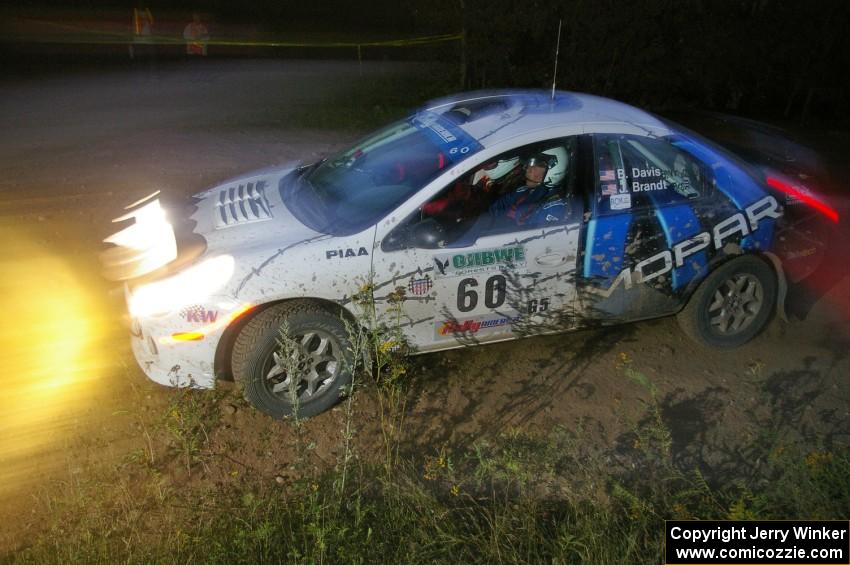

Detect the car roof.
[{"left": 421, "top": 90, "right": 673, "bottom": 147}]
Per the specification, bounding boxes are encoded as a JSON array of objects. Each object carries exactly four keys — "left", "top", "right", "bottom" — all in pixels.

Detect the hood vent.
[{"left": 214, "top": 180, "right": 272, "bottom": 229}]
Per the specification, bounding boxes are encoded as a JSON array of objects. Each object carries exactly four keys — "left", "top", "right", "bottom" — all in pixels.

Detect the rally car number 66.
[{"left": 102, "top": 90, "right": 837, "bottom": 418}]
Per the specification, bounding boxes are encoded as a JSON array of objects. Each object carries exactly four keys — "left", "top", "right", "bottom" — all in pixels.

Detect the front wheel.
[
  {"left": 231, "top": 301, "right": 355, "bottom": 419},
  {"left": 677, "top": 256, "right": 777, "bottom": 348}
]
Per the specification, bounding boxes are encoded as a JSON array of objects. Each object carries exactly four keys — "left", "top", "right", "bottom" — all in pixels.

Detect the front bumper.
[
  {"left": 127, "top": 299, "right": 252, "bottom": 388},
  {"left": 130, "top": 325, "right": 217, "bottom": 388},
  {"left": 130, "top": 320, "right": 218, "bottom": 388}
]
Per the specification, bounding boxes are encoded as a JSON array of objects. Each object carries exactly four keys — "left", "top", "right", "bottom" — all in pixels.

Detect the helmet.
[
  {"left": 472, "top": 156, "right": 520, "bottom": 186},
  {"left": 526, "top": 146, "right": 568, "bottom": 187},
  {"left": 539, "top": 146, "right": 568, "bottom": 187}
]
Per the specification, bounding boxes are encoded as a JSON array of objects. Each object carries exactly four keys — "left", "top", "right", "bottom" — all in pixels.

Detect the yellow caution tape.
[{"left": 14, "top": 20, "right": 462, "bottom": 48}]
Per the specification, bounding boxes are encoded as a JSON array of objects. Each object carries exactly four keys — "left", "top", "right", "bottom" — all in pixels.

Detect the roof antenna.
[{"left": 551, "top": 18, "right": 563, "bottom": 102}]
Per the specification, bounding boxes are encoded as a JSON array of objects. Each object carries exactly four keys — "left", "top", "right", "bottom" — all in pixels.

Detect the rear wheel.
[
  {"left": 232, "top": 301, "right": 354, "bottom": 419},
  {"left": 677, "top": 256, "right": 777, "bottom": 348}
]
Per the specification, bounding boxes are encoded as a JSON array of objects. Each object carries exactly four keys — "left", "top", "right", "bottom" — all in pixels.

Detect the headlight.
[
  {"left": 128, "top": 255, "right": 235, "bottom": 317},
  {"left": 101, "top": 194, "right": 178, "bottom": 281}
]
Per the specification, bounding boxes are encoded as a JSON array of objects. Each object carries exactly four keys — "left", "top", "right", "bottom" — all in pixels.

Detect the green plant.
[
  {"left": 161, "top": 387, "right": 222, "bottom": 473},
  {"left": 349, "top": 275, "right": 412, "bottom": 475},
  {"left": 273, "top": 322, "right": 310, "bottom": 471}
]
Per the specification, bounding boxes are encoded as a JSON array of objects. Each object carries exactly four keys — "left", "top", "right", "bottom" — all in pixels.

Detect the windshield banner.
[{"left": 411, "top": 111, "right": 483, "bottom": 164}]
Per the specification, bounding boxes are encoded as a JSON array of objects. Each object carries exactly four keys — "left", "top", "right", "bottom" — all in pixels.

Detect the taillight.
[{"left": 766, "top": 176, "right": 838, "bottom": 223}]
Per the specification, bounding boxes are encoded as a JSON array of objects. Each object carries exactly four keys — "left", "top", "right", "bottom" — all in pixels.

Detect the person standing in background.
[
  {"left": 183, "top": 13, "right": 209, "bottom": 56},
  {"left": 129, "top": 7, "right": 154, "bottom": 61}
]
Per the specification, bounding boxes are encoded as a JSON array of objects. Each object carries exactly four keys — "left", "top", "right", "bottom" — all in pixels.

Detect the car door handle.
[{"left": 535, "top": 253, "right": 568, "bottom": 267}]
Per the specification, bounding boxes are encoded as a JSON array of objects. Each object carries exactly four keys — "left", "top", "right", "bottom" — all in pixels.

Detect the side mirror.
[
  {"left": 410, "top": 219, "right": 446, "bottom": 249},
  {"left": 382, "top": 218, "right": 448, "bottom": 252}
]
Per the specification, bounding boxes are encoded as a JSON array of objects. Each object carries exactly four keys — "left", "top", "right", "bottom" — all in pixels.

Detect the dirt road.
[{"left": 1, "top": 60, "right": 848, "bottom": 550}]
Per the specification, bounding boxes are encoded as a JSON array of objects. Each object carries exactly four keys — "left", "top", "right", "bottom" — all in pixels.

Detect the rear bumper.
[{"left": 784, "top": 209, "right": 850, "bottom": 320}]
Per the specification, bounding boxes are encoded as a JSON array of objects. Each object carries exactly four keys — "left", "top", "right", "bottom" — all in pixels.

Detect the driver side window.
[{"left": 383, "top": 137, "right": 579, "bottom": 251}]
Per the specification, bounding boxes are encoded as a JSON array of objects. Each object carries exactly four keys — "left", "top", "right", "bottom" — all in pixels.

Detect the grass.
[
  {"left": 12, "top": 430, "right": 849, "bottom": 563},
  {"left": 161, "top": 386, "right": 224, "bottom": 474},
  {"left": 9, "top": 350, "right": 850, "bottom": 563}
]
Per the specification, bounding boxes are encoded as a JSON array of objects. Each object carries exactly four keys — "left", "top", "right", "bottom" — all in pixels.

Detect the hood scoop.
[{"left": 215, "top": 180, "right": 273, "bottom": 229}]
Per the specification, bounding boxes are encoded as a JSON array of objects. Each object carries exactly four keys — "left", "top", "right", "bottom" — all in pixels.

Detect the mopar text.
[{"left": 597, "top": 195, "right": 781, "bottom": 296}]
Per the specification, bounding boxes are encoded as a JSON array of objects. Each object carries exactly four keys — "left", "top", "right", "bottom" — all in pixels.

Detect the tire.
[
  {"left": 231, "top": 301, "right": 354, "bottom": 419},
  {"left": 677, "top": 255, "right": 777, "bottom": 349}
]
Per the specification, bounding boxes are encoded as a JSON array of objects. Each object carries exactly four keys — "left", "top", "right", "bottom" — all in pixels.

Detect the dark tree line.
[
  {"left": 12, "top": 0, "right": 850, "bottom": 121},
  {"left": 423, "top": 0, "right": 850, "bottom": 121}
]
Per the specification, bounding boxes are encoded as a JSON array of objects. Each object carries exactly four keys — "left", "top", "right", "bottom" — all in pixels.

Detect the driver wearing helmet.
[
  {"left": 422, "top": 156, "right": 521, "bottom": 220},
  {"left": 490, "top": 146, "right": 569, "bottom": 228}
]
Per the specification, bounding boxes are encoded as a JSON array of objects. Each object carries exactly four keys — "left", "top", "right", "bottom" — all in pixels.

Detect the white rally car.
[{"left": 103, "top": 90, "right": 838, "bottom": 418}]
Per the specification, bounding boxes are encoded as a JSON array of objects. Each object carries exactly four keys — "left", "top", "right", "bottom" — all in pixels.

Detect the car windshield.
[{"left": 280, "top": 112, "right": 484, "bottom": 235}]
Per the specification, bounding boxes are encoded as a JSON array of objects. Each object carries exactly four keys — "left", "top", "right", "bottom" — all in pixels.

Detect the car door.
[
  {"left": 371, "top": 137, "right": 585, "bottom": 352},
  {"left": 578, "top": 133, "right": 713, "bottom": 322}
]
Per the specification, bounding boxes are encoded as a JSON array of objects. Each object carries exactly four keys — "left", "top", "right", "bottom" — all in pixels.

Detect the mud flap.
[{"left": 784, "top": 251, "right": 850, "bottom": 321}]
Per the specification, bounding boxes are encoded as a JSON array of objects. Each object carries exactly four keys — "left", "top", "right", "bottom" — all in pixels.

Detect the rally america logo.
[
  {"left": 408, "top": 274, "right": 433, "bottom": 296},
  {"left": 435, "top": 312, "right": 522, "bottom": 340},
  {"left": 181, "top": 305, "right": 219, "bottom": 324}
]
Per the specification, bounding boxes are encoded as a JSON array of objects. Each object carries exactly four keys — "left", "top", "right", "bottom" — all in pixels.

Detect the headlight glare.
[{"left": 128, "top": 255, "right": 235, "bottom": 317}]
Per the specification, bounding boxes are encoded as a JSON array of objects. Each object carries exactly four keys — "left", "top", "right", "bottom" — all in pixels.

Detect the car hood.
[{"left": 188, "top": 164, "right": 324, "bottom": 253}]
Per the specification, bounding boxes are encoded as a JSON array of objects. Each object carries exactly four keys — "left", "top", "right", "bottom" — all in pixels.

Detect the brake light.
[{"left": 766, "top": 176, "right": 838, "bottom": 223}]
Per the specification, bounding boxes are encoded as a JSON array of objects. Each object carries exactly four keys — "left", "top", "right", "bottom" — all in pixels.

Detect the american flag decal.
[{"left": 408, "top": 274, "right": 433, "bottom": 296}]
